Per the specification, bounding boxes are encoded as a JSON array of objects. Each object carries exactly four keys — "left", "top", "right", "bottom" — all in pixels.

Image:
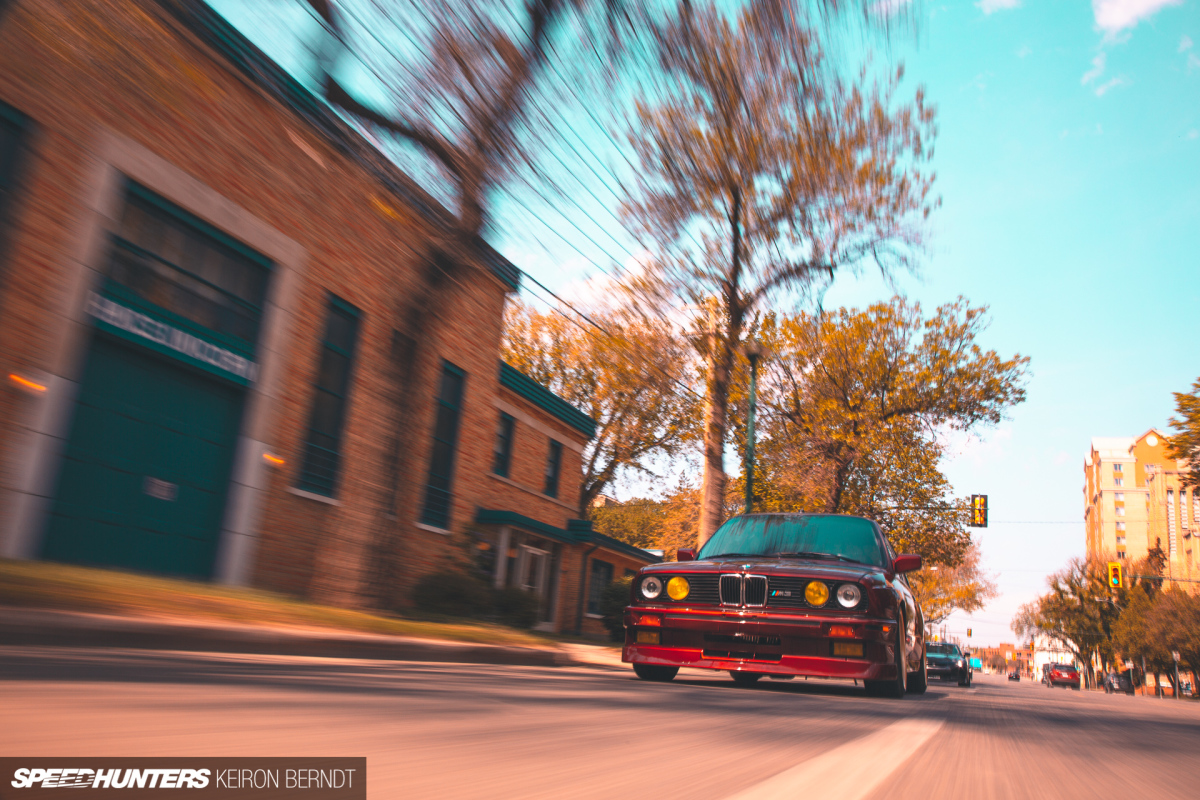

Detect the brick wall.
[{"left": 0, "top": 0, "right": 659, "bottom": 631}]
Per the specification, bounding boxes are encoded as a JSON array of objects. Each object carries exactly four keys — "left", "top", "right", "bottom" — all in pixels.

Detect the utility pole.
[
  {"left": 1173, "top": 651, "right": 1181, "bottom": 700},
  {"left": 743, "top": 341, "right": 768, "bottom": 515}
]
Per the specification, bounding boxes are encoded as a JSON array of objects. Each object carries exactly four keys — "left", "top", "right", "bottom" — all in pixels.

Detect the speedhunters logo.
[
  {"left": 0, "top": 759, "right": 364, "bottom": 799},
  {"left": 11, "top": 768, "right": 211, "bottom": 789}
]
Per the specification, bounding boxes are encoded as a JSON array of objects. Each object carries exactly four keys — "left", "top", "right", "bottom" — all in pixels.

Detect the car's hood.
[{"left": 643, "top": 559, "right": 886, "bottom": 583}]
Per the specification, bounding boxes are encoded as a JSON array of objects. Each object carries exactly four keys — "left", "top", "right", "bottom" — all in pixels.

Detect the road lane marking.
[{"left": 723, "top": 716, "right": 945, "bottom": 800}]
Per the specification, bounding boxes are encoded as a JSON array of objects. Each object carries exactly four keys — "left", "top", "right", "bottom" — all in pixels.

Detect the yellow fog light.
[
  {"left": 636, "top": 630, "right": 661, "bottom": 644},
  {"left": 667, "top": 576, "right": 690, "bottom": 600},
  {"left": 805, "top": 581, "right": 829, "bottom": 607}
]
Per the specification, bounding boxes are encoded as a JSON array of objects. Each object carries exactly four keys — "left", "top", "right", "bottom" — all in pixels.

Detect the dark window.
[
  {"left": 0, "top": 102, "right": 31, "bottom": 282},
  {"left": 297, "top": 297, "right": 360, "bottom": 496},
  {"left": 493, "top": 412, "right": 515, "bottom": 478},
  {"left": 587, "top": 559, "right": 614, "bottom": 615},
  {"left": 544, "top": 439, "right": 563, "bottom": 498},
  {"left": 421, "top": 362, "right": 465, "bottom": 529},
  {"left": 107, "top": 183, "right": 271, "bottom": 351}
]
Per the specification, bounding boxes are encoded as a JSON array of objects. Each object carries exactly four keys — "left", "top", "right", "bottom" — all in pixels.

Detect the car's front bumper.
[{"left": 622, "top": 607, "right": 899, "bottom": 681}]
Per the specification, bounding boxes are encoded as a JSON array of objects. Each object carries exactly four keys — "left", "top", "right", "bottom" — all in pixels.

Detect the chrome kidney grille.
[
  {"left": 719, "top": 575, "right": 768, "bottom": 607},
  {"left": 744, "top": 576, "right": 767, "bottom": 607},
  {"left": 719, "top": 575, "right": 741, "bottom": 605}
]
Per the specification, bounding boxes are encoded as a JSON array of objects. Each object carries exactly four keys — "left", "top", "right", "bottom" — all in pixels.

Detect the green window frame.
[
  {"left": 587, "top": 559, "right": 613, "bottom": 615},
  {"left": 297, "top": 295, "right": 361, "bottom": 496},
  {"left": 543, "top": 439, "right": 563, "bottom": 499},
  {"left": 0, "top": 101, "right": 31, "bottom": 281},
  {"left": 493, "top": 412, "right": 515, "bottom": 478},
  {"left": 106, "top": 181, "right": 272, "bottom": 355},
  {"left": 421, "top": 361, "right": 465, "bottom": 529}
]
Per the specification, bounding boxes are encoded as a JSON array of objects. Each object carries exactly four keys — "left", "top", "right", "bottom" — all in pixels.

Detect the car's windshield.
[
  {"left": 697, "top": 514, "right": 886, "bottom": 567},
  {"left": 927, "top": 644, "right": 961, "bottom": 656}
]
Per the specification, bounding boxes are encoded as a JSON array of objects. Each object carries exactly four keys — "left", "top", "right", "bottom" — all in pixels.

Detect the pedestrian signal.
[
  {"left": 1107, "top": 561, "right": 1123, "bottom": 588},
  {"left": 969, "top": 495, "right": 988, "bottom": 527}
]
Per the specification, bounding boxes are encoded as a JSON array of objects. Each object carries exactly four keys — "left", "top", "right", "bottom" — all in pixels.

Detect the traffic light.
[
  {"left": 967, "top": 628, "right": 972, "bottom": 638},
  {"left": 969, "top": 495, "right": 988, "bottom": 527},
  {"left": 1107, "top": 561, "right": 1123, "bottom": 588}
]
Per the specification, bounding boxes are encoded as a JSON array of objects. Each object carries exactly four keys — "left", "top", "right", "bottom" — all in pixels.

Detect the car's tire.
[
  {"left": 866, "top": 619, "right": 907, "bottom": 699},
  {"left": 633, "top": 664, "right": 679, "bottom": 682},
  {"left": 907, "top": 646, "right": 928, "bottom": 695},
  {"left": 729, "top": 671, "right": 763, "bottom": 686}
]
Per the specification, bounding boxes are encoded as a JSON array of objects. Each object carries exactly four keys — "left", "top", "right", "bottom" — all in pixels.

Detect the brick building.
[
  {"left": 1085, "top": 429, "right": 1198, "bottom": 587},
  {"left": 0, "top": 0, "right": 656, "bottom": 634}
]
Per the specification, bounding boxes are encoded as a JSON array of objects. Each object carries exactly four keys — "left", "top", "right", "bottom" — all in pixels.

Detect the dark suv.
[
  {"left": 926, "top": 642, "right": 972, "bottom": 686},
  {"left": 1042, "top": 663, "right": 1081, "bottom": 689}
]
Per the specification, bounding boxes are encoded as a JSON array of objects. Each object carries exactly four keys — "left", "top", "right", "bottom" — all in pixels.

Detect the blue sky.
[{"left": 211, "top": 0, "right": 1198, "bottom": 646}]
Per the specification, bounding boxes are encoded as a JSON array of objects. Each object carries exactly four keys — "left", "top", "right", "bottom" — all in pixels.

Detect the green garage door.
[{"left": 42, "top": 333, "right": 245, "bottom": 578}]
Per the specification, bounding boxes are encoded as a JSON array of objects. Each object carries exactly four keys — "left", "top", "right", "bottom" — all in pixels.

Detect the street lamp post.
[{"left": 743, "top": 341, "right": 768, "bottom": 515}]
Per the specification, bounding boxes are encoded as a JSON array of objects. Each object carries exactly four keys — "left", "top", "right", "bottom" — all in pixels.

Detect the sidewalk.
[{"left": 0, "top": 605, "right": 606, "bottom": 668}]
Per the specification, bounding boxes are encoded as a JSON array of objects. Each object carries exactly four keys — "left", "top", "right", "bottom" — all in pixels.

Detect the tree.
[
  {"left": 908, "top": 544, "right": 998, "bottom": 627},
  {"left": 1166, "top": 376, "right": 1200, "bottom": 490},
  {"left": 621, "top": 3, "right": 937, "bottom": 545},
  {"left": 1012, "top": 558, "right": 1120, "bottom": 688},
  {"left": 501, "top": 302, "right": 699, "bottom": 515},
  {"left": 1147, "top": 589, "right": 1200, "bottom": 684},
  {"left": 746, "top": 298, "right": 1027, "bottom": 565},
  {"left": 1113, "top": 582, "right": 1172, "bottom": 693}
]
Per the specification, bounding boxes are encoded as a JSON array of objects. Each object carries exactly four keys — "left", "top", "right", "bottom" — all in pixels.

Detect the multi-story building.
[
  {"left": 1084, "top": 429, "right": 1196, "bottom": 584},
  {"left": 0, "top": 0, "right": 656, "bottom": 635}
]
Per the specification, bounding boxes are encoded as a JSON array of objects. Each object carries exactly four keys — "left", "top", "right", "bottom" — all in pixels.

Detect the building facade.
[
  {"left": 0, "top": 0, "right": 656, "bottom": 633},
  {"left": 1084, "top": 429, "right": 1197, "bottom": 584}
]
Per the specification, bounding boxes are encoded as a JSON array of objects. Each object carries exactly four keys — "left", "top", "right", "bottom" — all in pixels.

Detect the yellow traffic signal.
[
  {"left": 970, "top": 495, "right": 988, "bottom": 527},
  {"left": 1107, "top": 561, "right": 1123, "bottom": 588}
]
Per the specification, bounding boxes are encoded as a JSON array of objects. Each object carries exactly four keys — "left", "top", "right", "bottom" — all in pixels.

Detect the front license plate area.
[
  {"left": 832, "top": 642, "right": 863, "bottom": 657},
  {"left": 636, "top": 630, "right": 661, "bottom": 644}
]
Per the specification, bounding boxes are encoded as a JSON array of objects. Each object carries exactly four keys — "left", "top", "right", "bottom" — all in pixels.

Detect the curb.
[{"left": 0, "top": 607, "right": 570, "bottom": 667}]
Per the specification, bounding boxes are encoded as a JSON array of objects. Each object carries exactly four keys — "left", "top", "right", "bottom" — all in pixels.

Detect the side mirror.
[
  {"left": 677, "top": 547, "right": 696, "bottom": 562},
  {"left": 893, "top": 554, "right": 922, "bottom": 574}
]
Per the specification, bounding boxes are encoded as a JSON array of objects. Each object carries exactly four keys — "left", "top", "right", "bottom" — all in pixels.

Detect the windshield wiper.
[
  {"left": 704, "top": 552, "right": 766, "bottom": 560},
  {"left": 774, "top": 551, "right": 865, "bottom": 564}
]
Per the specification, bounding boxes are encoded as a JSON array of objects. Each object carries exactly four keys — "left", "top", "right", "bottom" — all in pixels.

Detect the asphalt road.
[{"left": 3, "top": 647, "right": 1198, "bottom": 799}]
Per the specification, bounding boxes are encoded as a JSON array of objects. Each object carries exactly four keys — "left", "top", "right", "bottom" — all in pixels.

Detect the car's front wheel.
[
  {"left": 907, "top": 646, "right": 928, "bottom": 695},
  {"left": 633, "top": 664, "right": 678, "bottom": 682},
  {"left": 729, "top": 671, "right": 763, "bottom": 686}
]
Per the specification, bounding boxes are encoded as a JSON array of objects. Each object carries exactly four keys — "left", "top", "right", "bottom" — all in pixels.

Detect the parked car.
[
  {"left": 1042, "top": 663, "right": 1081, "bottom": 689},
  {"left": 622, "top": 513, "right": 928, "bottom": 698},
  {"left": 1102, "top": 672, "right": 1135, "bottom": 695},
  {"left": 926, "top": 642, "right": 972, "bottom": 686},
  {"left": 1008, "top": 671, "right": 1021, "bottom": 681}
]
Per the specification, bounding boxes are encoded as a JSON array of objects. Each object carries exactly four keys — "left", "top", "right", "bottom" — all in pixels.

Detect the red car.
[
  {"left": 622, "top": 513, "right": 928, "bottom": 698},
  {"left": 1043, "top": 663, "right": 1081, "bottom": 689}
]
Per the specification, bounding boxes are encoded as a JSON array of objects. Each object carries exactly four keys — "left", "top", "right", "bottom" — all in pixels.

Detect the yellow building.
[{"left": 1084, "top": 429, "right": 1198, "bottom": 583}]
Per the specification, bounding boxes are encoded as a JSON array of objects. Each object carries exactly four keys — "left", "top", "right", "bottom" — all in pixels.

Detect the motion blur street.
[{"left": 3, "top": 647, "right": 1198, "bottom": 800}]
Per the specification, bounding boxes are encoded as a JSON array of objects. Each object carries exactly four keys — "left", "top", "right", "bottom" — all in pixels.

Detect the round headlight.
[
  {"left": 667, "top": 576, "right": 690, "bottom": 600},
  {"left": 836, "top": 583, "right": 862, "bottom": 608},
  {"left": 641, "top": 576, "right": 663, "bottom": 599},
  {"left": 805, "top": 581, "right": 829, "bottom": 607}
]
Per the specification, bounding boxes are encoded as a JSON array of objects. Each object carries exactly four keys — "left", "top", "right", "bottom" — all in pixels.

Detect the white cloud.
[
  {"left": 1189, "top": 53, "right": 1200, "bottom": 71},
  {"left": 1188, "top": 129, "right": 1200, "bottom": 140},
  {"left": 1181, "top": 35, "right": 1195, "bottom": 52},
  {"left": 1092, "top": 0, "right": 1183, "bottom": 34},
  {"left": 978, "top": 0, "right": 1022, "bottom": 13},
  {"left": 1017, "top": 45, "right": 1032, "bottom": 58},
  {"left": 1081, "top": 52, "right": 1107, "bottom": 84},
  {"left": 1094, "top": 76, "right": 1131, "bottom": 95}
]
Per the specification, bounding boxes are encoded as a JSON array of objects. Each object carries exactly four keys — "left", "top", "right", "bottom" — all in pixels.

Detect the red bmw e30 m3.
[{"left": 622, "top": 513, "right": 928, "bottom": 698}]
